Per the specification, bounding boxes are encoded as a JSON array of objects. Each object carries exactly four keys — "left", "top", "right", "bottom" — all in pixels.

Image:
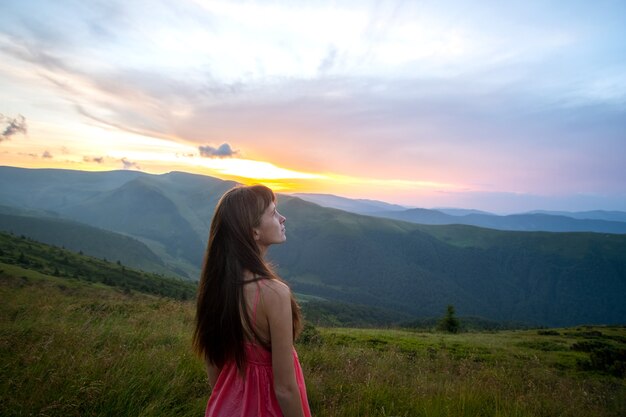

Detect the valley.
[
  {"left": 1, "top": 253, "right": 624, "bottom": 416},
  {"left": 1, "top": 166, "right": 625, "bottom": 327}
]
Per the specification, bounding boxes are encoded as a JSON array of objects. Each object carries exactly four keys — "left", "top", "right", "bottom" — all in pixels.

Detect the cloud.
[
  {"left": 42, "top": 150, "right": 53, "bottom": 159},
  {"left": 121, "top": 157, "right": 140, "bottom": 170},
  {"left": 317, "top": 45, "right": 338, "bottom": 74},
  {"left": 198, "top": 143, "right": 238, "bottom": 158},
  {"left": 83, "top": 155, "right": 105, "bottom": 163},
  {"left": 73, "top": 104, "right": 175, "bottom": 143},
  {"left": 0, "top": 114, "right": 27, "bottom": 142}
]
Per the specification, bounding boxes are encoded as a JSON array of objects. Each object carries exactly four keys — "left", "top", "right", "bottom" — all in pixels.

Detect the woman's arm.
[{"left": 264, "top": 281, "right": 305, "bottom": 417}]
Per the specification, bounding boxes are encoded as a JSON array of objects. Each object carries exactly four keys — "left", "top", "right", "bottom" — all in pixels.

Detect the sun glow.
[{"left": 194, "top": 158, "right": 325, "bottom": 181}]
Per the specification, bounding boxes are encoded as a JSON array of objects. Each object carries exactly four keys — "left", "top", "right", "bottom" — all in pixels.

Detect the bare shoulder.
[{"left": 260, "top": 279, "right": 291, "bottom": 302}]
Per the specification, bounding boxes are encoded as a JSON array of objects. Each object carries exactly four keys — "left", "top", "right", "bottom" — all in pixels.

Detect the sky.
[{"left": 1, "top": 0, "right": 625, "bottom": 213}]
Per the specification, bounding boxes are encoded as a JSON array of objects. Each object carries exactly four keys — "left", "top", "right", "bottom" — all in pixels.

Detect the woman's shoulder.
[{"left": 258, "top": 278, "right": 290, "bottom": 300}]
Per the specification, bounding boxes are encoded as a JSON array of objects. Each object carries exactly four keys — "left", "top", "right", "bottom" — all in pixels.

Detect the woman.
[{"left": 193, "top": 185, "right": 311, "bottom": 417}]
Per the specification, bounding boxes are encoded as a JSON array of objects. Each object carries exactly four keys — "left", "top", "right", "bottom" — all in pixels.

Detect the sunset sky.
[{"left": 1, "top": 0, "right": 625, "bottom": 213}]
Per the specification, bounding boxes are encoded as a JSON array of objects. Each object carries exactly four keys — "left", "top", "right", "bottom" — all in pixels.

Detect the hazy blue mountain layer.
[
  {"left": 289, "top": 191, "right": 626, "bottom": 234},
  {"left": 293, "top": 192, "right": 407, "bottom": 214},
  {"left": 373, "top": 209, "right": 626, "bottom": 234}
]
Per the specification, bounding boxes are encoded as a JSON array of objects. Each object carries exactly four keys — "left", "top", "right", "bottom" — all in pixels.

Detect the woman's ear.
[{"left": 252, "top": 227, "right": 260, "bottom": 241}]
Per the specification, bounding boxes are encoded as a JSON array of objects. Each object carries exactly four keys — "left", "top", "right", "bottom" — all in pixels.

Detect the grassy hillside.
[
  {"left": 0, "top": 231, "right": 534, "bottom": 330},
  {"left": 0, "top": 232, "right": 195, "bottom": 300},
  {"left": 0, "top": 212, "right": 189, "bottom": 278},
  {"left": 301, "top": 299, "right": 415, "bottom": 327},
  {"left": 2, "top": 262, "right": 625, "bottom": 416},
  {"left": 0, "top": 231, "right": 415, "bottom": 328},
  {"left": 2, "top": 166, "right": 626, "bottom": 327}
]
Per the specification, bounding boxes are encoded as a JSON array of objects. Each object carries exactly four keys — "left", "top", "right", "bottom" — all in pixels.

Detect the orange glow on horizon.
[{"left": 2, "top": 153, "right": 467, "bottom": 205}]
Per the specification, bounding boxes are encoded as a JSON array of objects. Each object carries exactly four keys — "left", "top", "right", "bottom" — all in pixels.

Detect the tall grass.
[
  {"left": 1, "top": 264, "right": 624, "bottom": 416},
  {"left": 300, "top": 338, "right": 624, "bottom": 416},
  {"left": 1, "top": 265, "right": 207, "bottom": 416}
]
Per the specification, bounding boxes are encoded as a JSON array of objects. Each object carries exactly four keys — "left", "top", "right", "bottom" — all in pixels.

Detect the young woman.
[{"left": 193, "top": 185, "right": 311, "bottom": 417}]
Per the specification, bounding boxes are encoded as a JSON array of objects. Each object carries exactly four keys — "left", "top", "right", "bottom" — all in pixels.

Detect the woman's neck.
[{"left": 257, "top": 243, "right": 269, "bottom": 258}]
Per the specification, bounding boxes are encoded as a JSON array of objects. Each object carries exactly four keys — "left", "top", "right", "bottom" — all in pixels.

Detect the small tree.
[{"left": 438, "top": 304, "right": 460, "bottom": 333}]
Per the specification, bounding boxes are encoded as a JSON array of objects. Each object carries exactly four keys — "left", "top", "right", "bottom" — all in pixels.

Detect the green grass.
[
  {"left": 0, "top": 264, "right": 207, "bottom": 416},
  {"left": 0, "top": 232, "right": 196, "bottom": 300},
  {"left": 1, "top": 264, "right": 625, "bottom": 416}
]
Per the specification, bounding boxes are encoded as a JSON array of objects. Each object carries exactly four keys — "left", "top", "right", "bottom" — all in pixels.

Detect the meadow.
[{"left": 2, "top": 261, "right": 625, "bottom": 417}]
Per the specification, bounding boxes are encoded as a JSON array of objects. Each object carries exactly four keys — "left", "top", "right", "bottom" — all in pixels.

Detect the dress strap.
[{"left": 252, "top": 280, "right": 262, "bottom": 330}]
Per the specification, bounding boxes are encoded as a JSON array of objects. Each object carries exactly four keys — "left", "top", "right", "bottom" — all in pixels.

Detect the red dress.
[{"left": 205, "top": 283, "right": 311, "bottom": 417}]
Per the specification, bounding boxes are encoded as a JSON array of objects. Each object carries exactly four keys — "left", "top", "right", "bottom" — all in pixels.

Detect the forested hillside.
[
  {"left": 0, "top": 232, "right": 195, "bottom": 300},
  {"left": 2, "top": 166, "right": 625, "bottom": 326},
  {"left": 0, "top": 212, "right": 186, "bottom": 278},
  {"left": 274, "top": 197, "right": 626, "bottom": 326}
]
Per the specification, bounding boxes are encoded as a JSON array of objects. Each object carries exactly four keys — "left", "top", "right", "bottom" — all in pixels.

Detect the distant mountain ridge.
[
  {"left": 1, "top": 165, "right": 625, "bottom": 326},
  {"left": 291, "top": 192, "right": 626, "bottom": 234},
  {"left": 526, "top": 210, "right": 626, "bottom": 223},
  {"left": 433, "top": 208, "right": 495, "bottom": 216},
  {"left": 374, "top": 209, "right": 626, "bottom": 234},
  {"left": 292, "top": 193, "right": 407, "bottom": 214}
]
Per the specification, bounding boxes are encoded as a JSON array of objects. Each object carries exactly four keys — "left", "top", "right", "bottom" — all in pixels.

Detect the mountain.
[
  {"left": 1, "top": 166, "right": 625, "bottom": 326},
  {"left": 0, "top": 210, "right": 186, "bottom": 278},
  {"left": 272, "top": 197, "right": 626, "bottom": 326},
  {"left": 0, "top": 166, "right": 236, "bottom": 278},
  {"left": 0, "top": 231, "right": 196, "bottom": 300},
  {"left": 433, "top": 208, "right": 495, "bottom": 216},
  {"left": 527, "top": 210, "right": 626, "bottom": 223},
  {"left": 374, "top": 209, "right": 626, "bottom": 234},
  {"left": 290, "top": 191, "right": 626, "bottom": 234},
  {"left": 292, "top": 193, "right": 407, "bottom": 214}
]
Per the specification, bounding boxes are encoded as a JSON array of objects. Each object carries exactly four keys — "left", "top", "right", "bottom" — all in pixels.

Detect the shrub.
[
  {"left": 438, "top": 305, "right": 460, "bottom": 333},
  {"left": 571, "top": 340, "right": 611, "bottom": 352},
  {"left": 538, "top": 330, "right": 560, "bottom": 336},
  {"left": 298, "top": 322, "right": 323, "bottom": 346},
  {"left": 577, "top": 346, "right": 626, "bottom": 377}
]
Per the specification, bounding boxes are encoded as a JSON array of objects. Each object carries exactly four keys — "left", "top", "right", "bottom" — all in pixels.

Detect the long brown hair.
[{"left": 192, "top": 185, "right": 302, "bottom": 371}]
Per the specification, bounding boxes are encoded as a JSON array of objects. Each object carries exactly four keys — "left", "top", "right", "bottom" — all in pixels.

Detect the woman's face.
[{"left": 253, "top": 201, "right": 286, "bottom": 250}]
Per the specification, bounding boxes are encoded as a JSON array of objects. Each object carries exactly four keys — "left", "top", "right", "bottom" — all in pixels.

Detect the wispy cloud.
[
  {"left": 83, "top": 155, "right": 105, "bottom": 164},
  {"left": 121, "top": 157, "right": 140, "bottom": 170},
  {"left": 0, "top": 114, "right": 27, "bottom": 142},
  {"left": 0, "top": 0, "right": 625, "bottom": 210}
]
